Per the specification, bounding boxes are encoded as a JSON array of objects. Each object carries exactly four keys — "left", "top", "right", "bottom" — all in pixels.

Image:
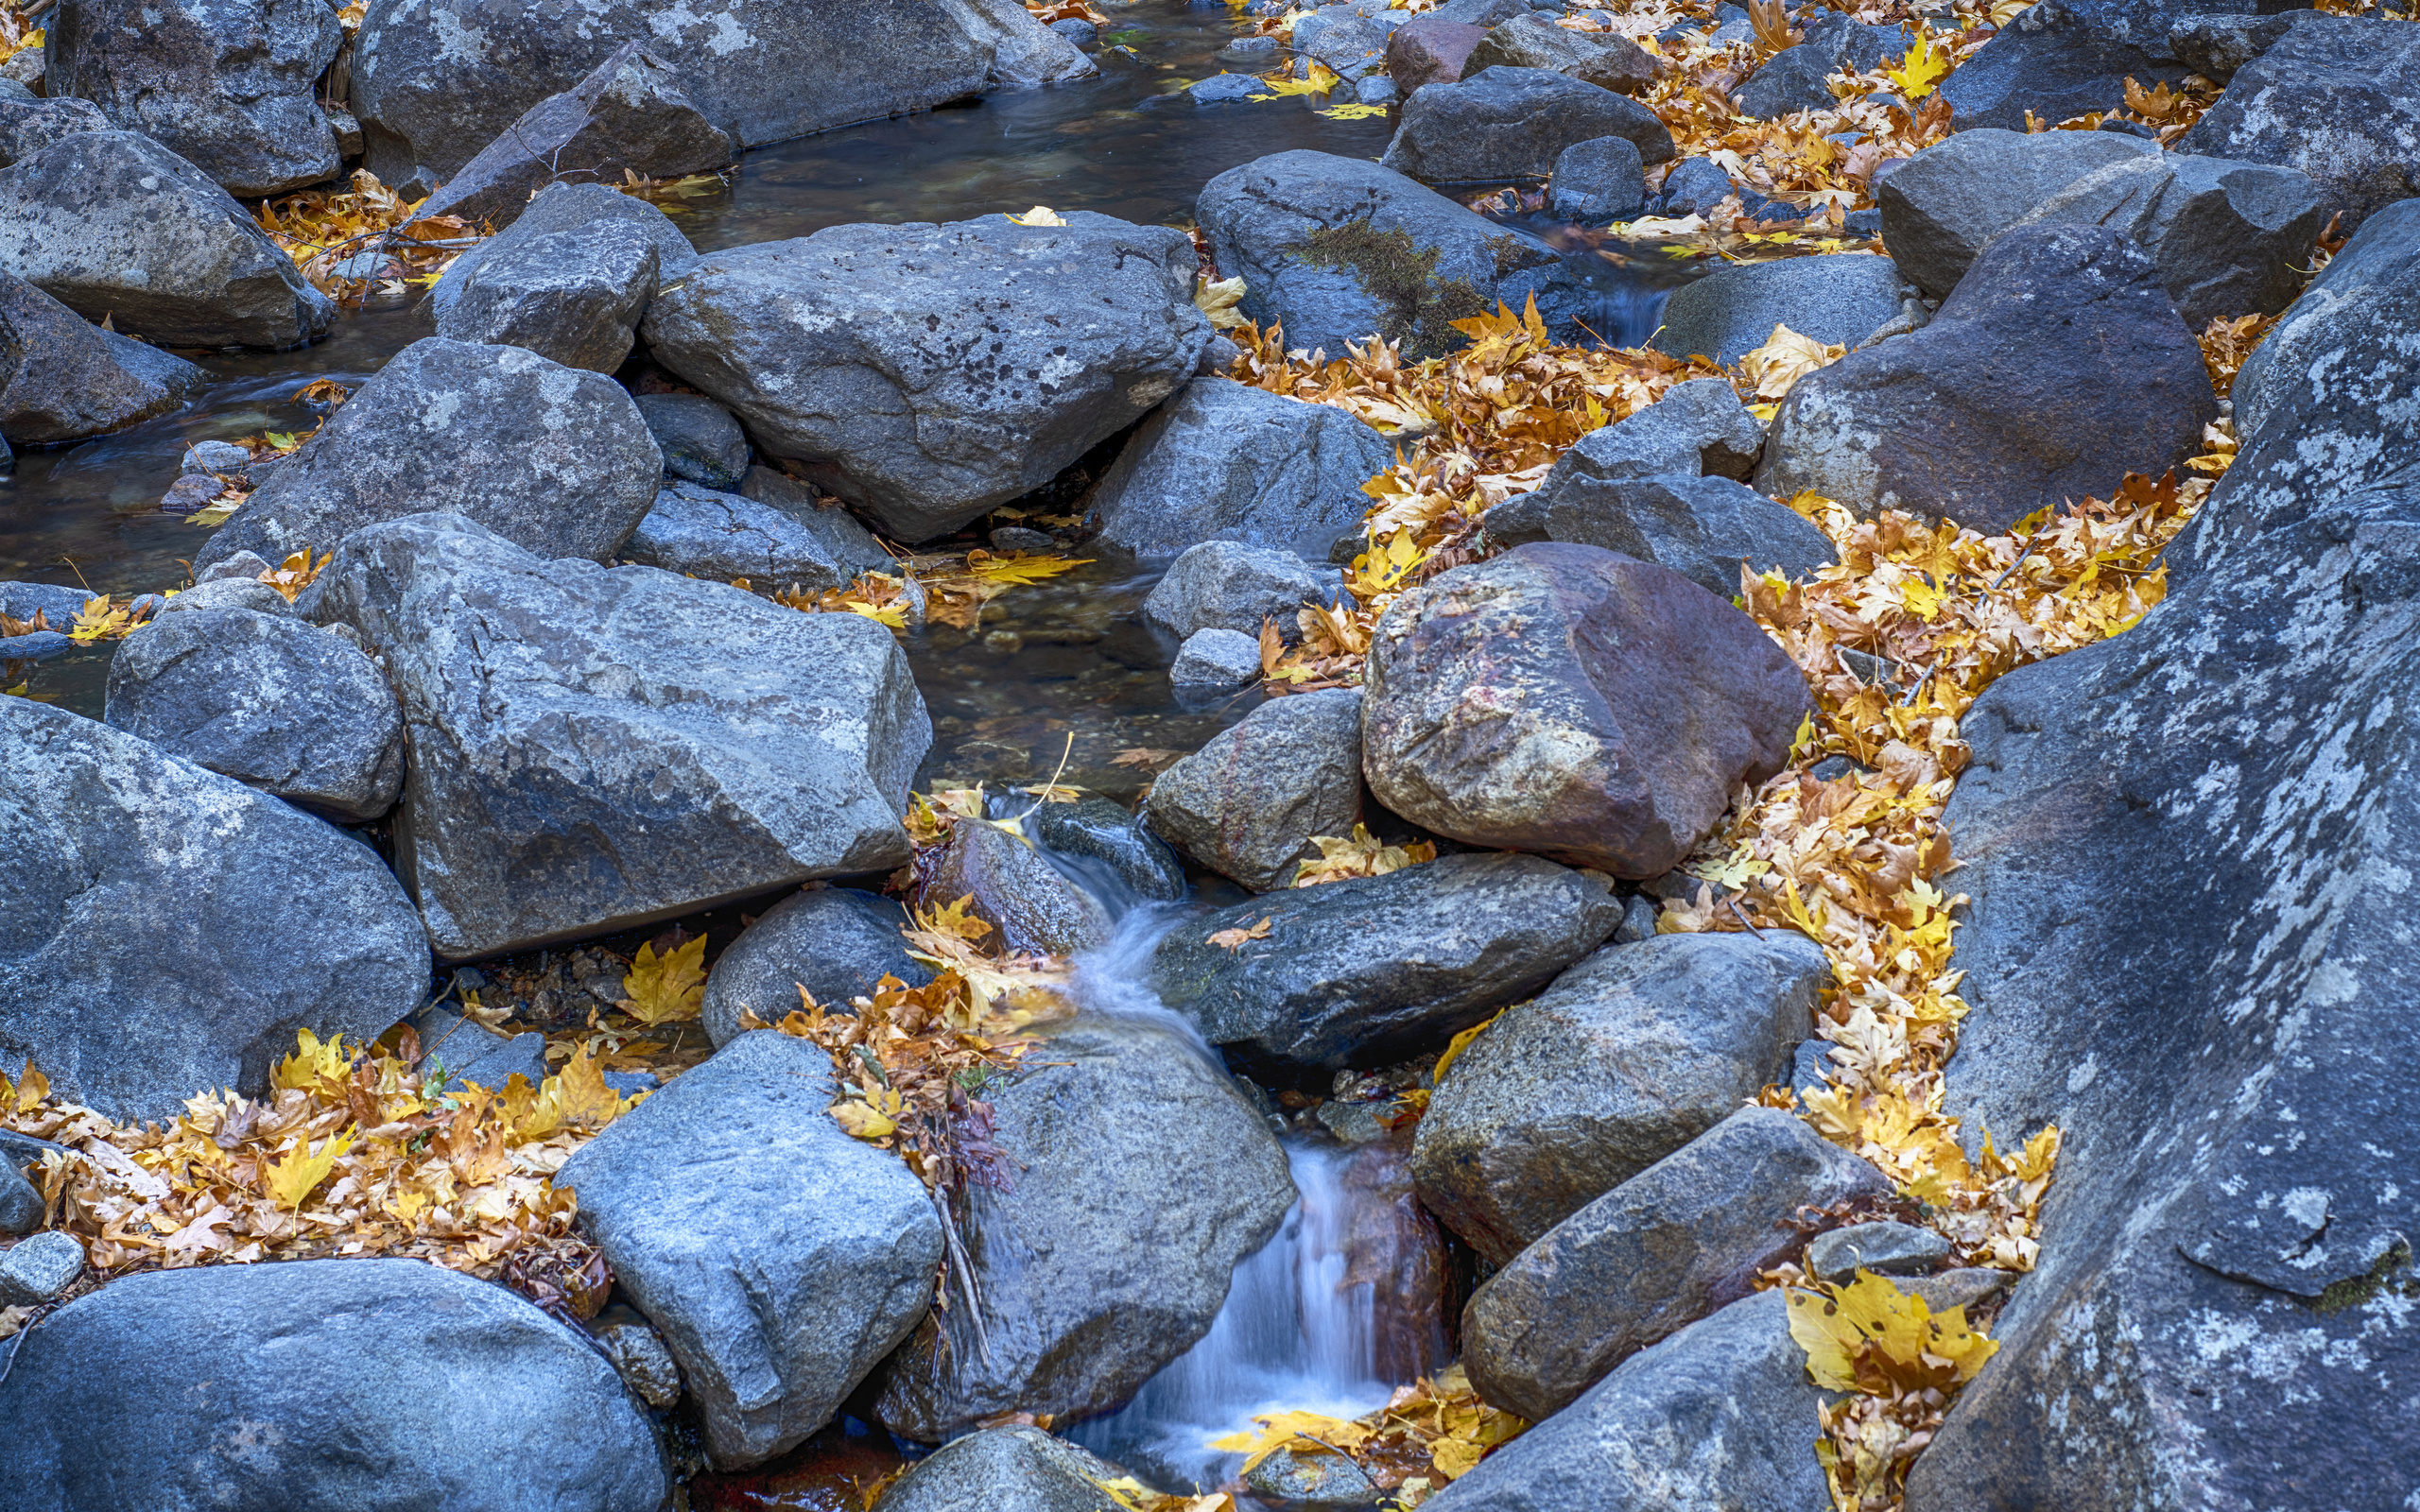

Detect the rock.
[
  {"left": 1379, "top": 67, "right": 1672, "bottom": 184},
  {"left": 1890, "top": 198, "right": 2420, "bottom": 1512},
  {"left": 1412, "top": 932, "right": 1829, "bottom": 1264},
  {"left": 2166, "top": 10, "right": 2327, "bottom": 83},
  {"left": 1756, "top": 226, "right": 2218, "bottom": 534},
  {"left": 872, "top": 1426, "right": 1125, "bottom": 1512},
  {"left": 990, "top": 525, "right": 1058, "bottom": 553},
  {"left": 1485, "top": 472, "right": 1836, "bottom": 599},
  {"left": 586, "top": 1304, "right": 683, "bottom": 1410},
  {"left": 632, "top": 393, "right": 751, "bottom": 490},
  {"left": 0, "top": 1259, "right": 666, "bottom": 1510},
  {"left": 922, "top": 817, "right": 1114, "bottom": 957},
  {"left": 198, "top": 337, "right": 663, "bottom": 572},
  {"left": 560, "top": 1032, "right": 941, "bottom": 1468},
  {"left": 1218, "top": 34, "right": 1282, "bottom": 66},
  {"left": 1141, "top": 540, "right": 1336, "bottom": 641},
  {"left": 429, "top": 181, "right": 697, "bottom": 323},
  {"left": 625, "top": 481, "right": 886, "bottom": 592},
  {"left": 1463, "top": 1106, "right": 1890, "bottom": 1419},
  {"left": 1151, "top": 851, "right": 1622, "bottom": 1067},
  {"left": 1187, "top": 72, "right": 1267, "bottom": 104},
  {"left": 1423, "top": 1290, "right": 1828, "bottom": 1512},
  {"left": 1737, "top": 13, "right": 1909, "bottom": 118},
  {"left": 1902, "top": 1266, "right": 2013, "bottom": 1314},
  {"left": 1559, "top": 378, "right": 1772, "bottom": 483},
  {"left": 1938, "top": 0, "right": 2192, "bottom": 133},
  {"left": 1876, "top": 127, "right": 2162, "bottom": 298},
  {"left": 1245, "top": 1447, "right": 1386, "bottom": 1510},
  {"left": 1147, "top": 688, "right": 1363, "bottom": 891},
  {"left": 49, "top": 0, "right": 340, "bottom": 198},
  {"left": 873, "top": 1018, "right": 1296, "bottom": 1438},
  {"left": 0, "top": 46, "right": 38, "bottom": 90},
  {"left": 641, "top": 213, "right": 1208, "bottom": 543},
  {"left": 0, "top": 698, "right": 426, "bottom": 1122},
  {"left": 1169, "top": 626, "right": 1265, "bottom": 692},
  {"left": 1293, "top": 8, "right": 1392, "bottom": 81},
  {"left": 1050, "top": 17, "right": 1096, "bottom": 44},
  {"left": 1025, "top": 795, "right": 1187, "bottom": 902},
  {"left": 1545, "top": 134, "right": 1646, "bottom": 222},
  {"left": 0, "top": 269, "right": 206, "bottom": 445},
  {"left": 0, "top": 1230, "right": 82, "bottom": 1305},
  {"left": 103, "top": 607, "right": 405, "bottom": 824},
  {"left": 404, "top": 1000, "right": 548, "bottom": 1091},
  {"left": 183, "top": 440, "right": 254, "bottom": 478},
  {"left": 1197, "top": 149, "right": 1565, "bottom": 360},
  {"left": 0, "top": 130, "right": 333, "bottom": 348},
  {"left": 2174, "top": 17, "right": 2420, "bottom": 234},
  {"left": 1649, "top": 154, "right": 1741, "bottom": 218},
  {"left": 701, "top": 888, "right": 929, "bottom": 1046},
  {"left": 0, "top": 1164, "right": 41, "bottom": 1234},
  {"left": 1090, "top": 378, "right": 1393, "bottom": 558},
  {"left": 157, "top": 576, "right": 292, "bottom": 618},
  {"left": 1649, "top": 250, "right": 1908, "bottom": 366},
  {"left": 1805, "top": 1219, "right": 1953, "bottom": 1284},
  {"left": 1384, "top": 15, "right": 1486, "bottom": 93},
  {"left": 0, "top": 581, "right": 88, "bottom": 627},
  {"left": 1360, "top": 543, "right": 1809, "bottom": 878},
  {"left": 0, "top": 94, "right": 111, "bottom": 168},
  {"left": 312, "top": 512, "right": 931, "bottom": 961},
  {"left": 1463, "top": 13, "right": 1661, "bottom": 94},
  {"left": 433, "top": 219, "right": 659, "bottom": 373},
  {"left": 1429, "top": 0, "right": 1529, "bottom": 25}
]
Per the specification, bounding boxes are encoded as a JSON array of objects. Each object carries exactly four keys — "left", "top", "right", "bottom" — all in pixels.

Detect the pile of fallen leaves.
[
  {"left": 254, "top": 170, "right": 484, "bottom": 301},
  {"left": 758, "top": 548, "right": 1091, "bottom": 633},
  {"left": 1787, "top": 1271, "right": 2000, "bottom": 1506},
  {"left": 1207, "top": 1365, "right": 1526, "bottom": 1504},
  {"left": 1290, "top": 825, "right": 1438, "bottom": 886},
  {"left": 0, "top": 5, "right": 39, "bottom": 64}
]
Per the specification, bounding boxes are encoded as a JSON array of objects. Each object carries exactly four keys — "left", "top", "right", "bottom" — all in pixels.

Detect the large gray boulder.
[
  {"left": 559, "top": 1032, "right": 942, "bottom": 1469},
  {"left": 1462, "top": 13, "right": 1661, "bottom": 94},
  {"left": 0, "top": 129, "right": 333, "bottom": 348},
  {"left": 103, "top": 607, "right": 406, "bottom": 824},
  {"left": 1146, "top": 687, "right": 1364, "bottom": 891},
  {"left": 0, "top": 268, "right": 206, "bottom": 445},
  {"left": 873, "top": 1426, "right": 1125, "bottom": 1512},
  {"left": 1485, "top": 473, "right": 1836, "bottom": 599},
  {"left": 1649, "top": 250, "right": 1907, "bottom": 367},
  {"left": 49, "top": 0, "right": 340, "bottom": 198},
  {"left": 2173, "top": 17, "right": 2420, "bottom": 234},
  {"left": 0, "top": 94, "right": 112, "bottom": 168},
  {"left": 0, "top": 697, "right": 427, "bottom": 1122},
  {"left": 428, "top": 180, "right": 698, "bottom": 322},
  {"left": 1736, "top": 13, "right": 1910, "bottom": 119},
  {"left": 1758, "top": 225, "right": 2217, "bottom": 534},
  {"left": 199, "top": 338, "right": 663, "bottom": 572},
  {"left": 432, "top": 219, "right": 660, "bottom": 373},
  {"left": 642, "top": 213, "right": 1210, "bottom": 542},
  {"left": 625, "top": 481, "right": 890, "bottom": 592},
  {"left": 1879, "top": 129, "right": 2162, "bottom": 298},
  {"left": 1196, "top": 149, "right": 1564, "bottom": 359},
  {"left": 1361, "top": 543, "right": 1809, "bottom": 878},
  {"left": 1150, "top": 851, "right": 1623, "bottom": 1067},
  {"left": 1938, "top": 0, "right": 2194, "bottom": 132},
  {"left": 700, "top": 886, "right": 930, "bottom": 1046},
  {"left": 1379, "top": 66, "right": 1673, "bottom": 185},
  {"left": 0, "top": 1260, "right": 666, "bottom": 1511},
  {"left": 872, "top": 1018, "right": 1296, "bottom": 1439},
  {"left": 1412, "top": 932, "right": 1830, "bottom": 1264},
  {"left": 1140, "top": 539, "right": 1337, "bottom": 641},
  {"left": 1463, "top": 1106, "right": 1891, "bottom": 1420},
  {"left": 1895, "top": 198, "right": 2420, "bottom": 1512},
  {"left": 311, "top": 512, "right": 931, "bottom": 961},
  {"left": 1090, "top": 378, "right": 1392, "bottom": 559}
]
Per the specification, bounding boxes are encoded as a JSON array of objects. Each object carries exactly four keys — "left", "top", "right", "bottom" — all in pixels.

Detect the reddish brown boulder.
[
  {"left": 1361, "top": 542, "right": 1807, "bottom": 878},
  {"left": 1385, "top": 16, "right": 1485, "bottom": 94},
  {"left": 1333, "top": 1134, "right": 1455, "bottom": 1380}
]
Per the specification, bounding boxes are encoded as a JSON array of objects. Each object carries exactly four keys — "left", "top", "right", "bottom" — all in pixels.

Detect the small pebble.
[
  {"left": 1806, "top": 1219, "right": 1953, "bottom": 1285},
  {"left": 989, "top": 525, "right": 1058, "bottom": 552},
  {"left": 0, "top": 1230, "right": 85, "bottom": 1306}
]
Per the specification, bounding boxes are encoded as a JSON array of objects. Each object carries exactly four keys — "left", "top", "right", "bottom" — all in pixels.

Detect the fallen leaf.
[
  {"left": 1207, "top": 917, "right": 1273, "bottom": 951},
  {"left": 618, "top": 935, "right": 707, "bottom": 1027}
]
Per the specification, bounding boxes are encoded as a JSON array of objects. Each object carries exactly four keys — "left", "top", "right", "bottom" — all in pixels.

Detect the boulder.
[
  {"left": 1379, "top": 67, "right": 1673, "bottom": 184},
  {"left": 1875, "top": 127, "right": 2157, "bottom": 297},
  {"left": 1545, "top": 134, "right": 1646, "bottom": 223},
  {"left": 0, "top": 1259, "right": 666, "bottom": 1511},
  {"left": 1937, "top": 0, "right": 2193, "bottom": 132},
  {"left": 1150, "top": 851, "right": 1623, "bottom": 1067},
  {"left": 641, "top": 212, "right": 1209, "bottom": 542},
  {"left": 0, "top": 130, "right": 333, "bottom": 348},
  {"left": 1147, "top": 687, "right": 1363, "bottom": 891},
  {"left": 1244, "top": 1447, "right": 1387, "bottom": 1510},
  {"left": 1548, "top": 377, "right": 1769, "bottom": 482},
  {"left": 1169, "top": 626, "right": 1265, "bottom": 692},
  {"left": 0, "top": 1229, "right": 81, "bottom": 1305},
  {"left": 0, "top": 269, "right": 206, "bottom": 445},
  {"left": 0, "top": 580, "right": 89, "bottom": 627},
  {"left": 48, "top": 0, "right": 340, "bottom": 198},
  {"left": 1196, "top": 149, "right": 1565, "bottom": 359},
  {"left": 1463, "top": 13, "right": 1661, "bottom": 94},
  {"left": 2174, "top": 17, "right": 2420, "bottom": 234},
  {"left": 920, "top": 818, "right": 1113, "bottom": 957},
  {"left": 1487, "top": 473, "right": 1834, "bottom": 598},
  {"left": 156, "top": 575, "right": 292, "bottom": 618},
  {"left": 1423, "top": 1291, "right": 1828, "bottom": 1512},
  {"left": 1893, "top": 198, "right": 2420, "bottom": 1512},
  {"left": 636, "top": 392, "right": 751, "bottom": 490},
  {"left": 1649, "top": 250, "right": 1908, "bottom": 366},
  {"left": 624, "top": 481, "right": 888, "bottom": 592},
  {"left": 1360, "top": 543, "right": 1809, "bottom": 878},
  {"left": 1384, "top": 15, "right": 1486, "bottom": 93},
  {"left": 1411, "top": 932, "right": 1830, "bottom": 1264},
  {"left": 432, "top": 219, "right": 659, "bottom": 372},
  {"left": 0, "top": 94, "right": 111, "bottom": 168},
  {"left": 0, "top": 697, "right": 426, "bottom": 1122},
  {"left": 872, "top": 1018, "right": 1296, "bottom": 1439},
  {"left": 198, "top": 338, "right": 664, "bottom": 572},
  {"left": 311, "top": 512, "right": 931, "bottom": 961},
  {"left": 1025, "top": 795, "right": 1187, "bottom": 902},
  {"left": 1140, "top": 540, "right": 1337, "bottom": 641},
  {"left": 1804, "top": 1219, "right": 1952, "bottom": 1284},
  {"left": 1462, "top": 1106, "right": 1891, "bottom": 1419},
  {"left": 1736, "top": 13, "right": 1910, "bottom": 119},
  {"left": 1089, "top": 378, "right": 1392, "bottom": 558},
  {"left": 873, "top": 1426, "right": 1125, "bottom": 1512},
  {"left": 1292, "top": 8, "right": 1392, "bottom": 81},
  {"left": 559, "top": 1032, "right": 942, "bottom": 1469},
  {"left": 103, "top": 607, "right": 405, "bottom": 824},
  {"left": 701, "top": 887, "right": 930, "bottom": 1046},
  {"left": 1756, "top": 225, "right": 2218, "bottom": 534},
  {"left": 429, "top": 181, "right": 697, "bottom": 323},
  {"left": 2166, "top": 9, "right": 2328, "bottom": 82}
]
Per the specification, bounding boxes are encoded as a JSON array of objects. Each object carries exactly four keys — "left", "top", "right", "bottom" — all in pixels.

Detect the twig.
[
  {"left": 1727, "top": 897, "right": 1765, "bottom": 938},
  {"left": 930, "top": 1184, "right": 994, "bottom": 1366}
]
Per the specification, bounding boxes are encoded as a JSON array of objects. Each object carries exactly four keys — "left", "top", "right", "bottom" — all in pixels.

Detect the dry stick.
[{"left": 930, "top": 1182, "right": 995, "bottom": 1366}]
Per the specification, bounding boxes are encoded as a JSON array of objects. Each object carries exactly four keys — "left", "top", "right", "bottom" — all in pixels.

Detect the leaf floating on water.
[{"left": 1318, "top": 102, "right": 1391, "bottom": 119}]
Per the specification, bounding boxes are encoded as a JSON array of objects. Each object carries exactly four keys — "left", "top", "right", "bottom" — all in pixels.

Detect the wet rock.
[
  {"left": 0, "top": 1229, "right": 81, "bottom": 1305},
  {"left": 1148, "top": 687, "right": 1363, "bottom": 891},
  {"left": 1090, "top": 378, "right": 1393, "bottom": 558},
  {"left": 1026, "top": 795, "right": 1187, "bottom": 902},
  {"left": 635, "top": 395, "right": 752, "bottom": 489},
  {"left": 1187, "top": 72, "right": 1267, "bottom": 104},
  {"left": 1384, "top": 15, "right": 1485, "bottom": 92},
  {"left": 0, "top": 1162, "right": 41, "bottom": 1234},
  {"left": 561, "top": 1032, "right": 942, "bottom": 1469},
  {"left": 1876, "top": 127, "right": 2162, "bottom": 299},
  {"left": 1245, "top": 1447, "right": 1386, "bottom": 1510},
  {"left": 49, "top": 0, "right": 340, "bottom": 198},
  {"left": 1361, "top": 543, "right": 1809, "bottom": 878},
  {"left": 1757, "top": 225, "right": 2217, "bottom": 534},
  {"left": 0, "top": 1259, "right": 666, "bottom": 1510},
  {"left": 0, "top": 270, "right": 206, "bottom": 445},
  {"left": 1425, "top": 1290, "right": 1827, "bottom": 1512},
  {"left": 430, "top": 181, "right": 697, "bottom": 322},
  {"left": 0, "top": 697, "right": 426, "bottom": 1122},
  {"left": 1649, "top": 249, "right": 1907, "bottom": 365},
  {"left": 642, "top": 212, "right": 1208, "bottom": 543},
  {"left": 0, "top": 94, "right": 110, "bottom": 168},
  {"left": 1463, "top": 1106, "right": 1891, "bottom": 1419},
  {"left": 103, "top": 607, "right": 405, "bottom": 824},
  {"left": 1736, "top": 13, "right": 1909, "bottom": 118},
  {"left": 1293, "top": 8, "right": 1392, "bottom": 81},
  {"left": 922, "top": 817, "right": 1114, "bottom": 957},
  {"left": 701, "top": 888, "right": 930, "bottom": 1046},
  {"left": 1196, "top": 149, "right": 1564, "bottom": 360},
  {"left": 1938, "top": 0, "right": 2192, "bottom": 132},
  {"left": 1487, "top": 473, "right": 1832, "bottom": 599},
  {"left": 872, "top": 1426, "right": 1125, "bottom": 1512},
  {"left": 0, "top": 581, "right": 88, "bottom": 627},
  {"left": 1151, "top": 851, "right": 1622, "bottom": 1067},
  {"left": 1464, "top": 13, "right": 1661, "bottom": 94},
  {"left": 312, "top": 512, "right": 930, "bottom": 961},
  {"left": 1169, "top": 626, "right": 1267, "bottom": 693},
  {"left": 625, "top": 481, "right": 886, "bottom": 592},
  {"left": 1141, "top": 540, "right": 1337, "bottom": 641},
  {"left": 873, "top": 1018, "right": 1297, "bottom": 1439},
  {"left": 198, "top": 337, "right": 663, "bottom": 572},
  {"left": 1805, "top": 1219, "right": 1952, "bottom": 1284},
  {"left": 1379, "top": 67, "right": 1672, "bottom": 184},
  {"left": 1412, "top": 932, "right": 1829, "bottom": 1264},
  {"left": 1545, "top": 134, "right": 1646, "bottom": 222},
  {"left": 433, "top": 219, "right": 659, "bottom": 372},
  {"left": 0, "top": 130, "right": 333, "bottom": 348},
  {"left": 586, "top": 1304, "right": 683, "bottom": 1410},
  {"left": 1335, "top": 1133, "right": 1454, "bottom": 1377}
]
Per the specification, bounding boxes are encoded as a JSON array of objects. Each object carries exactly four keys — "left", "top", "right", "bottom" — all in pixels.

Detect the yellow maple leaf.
[
  {"left": 1291, "top": 824, "right": 1437, "bottom": 886},
  {"left": 264, "top": 1126, "right": 355, "bottom": 1211},
  {"left": 619, "top": 935, "right": 707, "bottom": 1027},
  {"left": 274, "top": 1027, "right": 352, "bottom": 1091},
  {"left": 68, "top": 595, "right": 134, "bottom": 644},
  {"left": 960, "top": 551, "right": 1092, "bottom": 589},
  {"left": 1739, "top": 322, "right": 1847, "bottom": 400},
  {"left": 7, "top": 1061, "right": 47, "bottom": 1115},
  {"left": 1209, "top": 1409, "right": 1371, "bottom": 1471},
  {"left": 1319, "top": 102, "right": 1390, "bottom": 120},
  {"left": 1432, "top": 1009, "right": 1502, "bottom": 1083},
  {"left": 1788, "top": 1271, "right": 1999, "bottom": 1395},
  {"left": 552, "top": 1043, "right": 632, "bottom": 1125},
  {"left": 1253, "top": 61, "right": 1340, "bottom": 97},
  {"left": 1886, "top": 29, "right": 1951, "bottom": 101}
]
